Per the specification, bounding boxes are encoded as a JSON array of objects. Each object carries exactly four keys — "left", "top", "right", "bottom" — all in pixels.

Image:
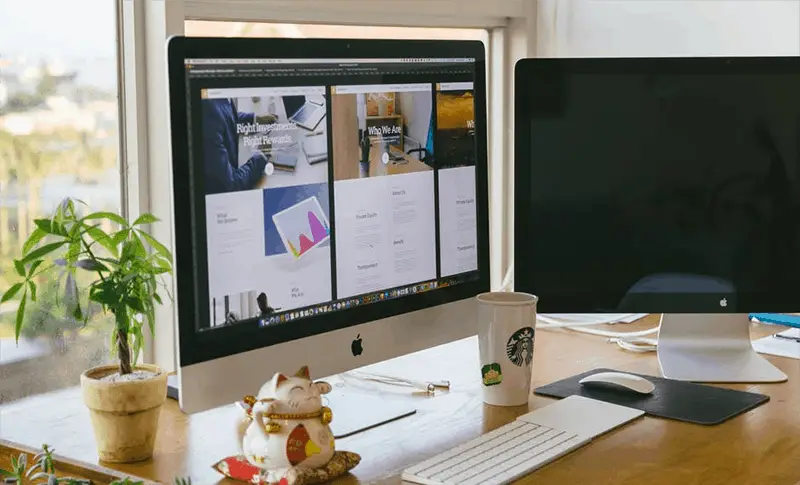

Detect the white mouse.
[{"left": 578, "top": 371, "right": 655, "bottom": 395}]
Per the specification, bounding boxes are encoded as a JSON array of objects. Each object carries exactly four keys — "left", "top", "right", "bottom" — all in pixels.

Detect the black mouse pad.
[{"left": 534, "top": 368, "right": 769, "bottom": 425}]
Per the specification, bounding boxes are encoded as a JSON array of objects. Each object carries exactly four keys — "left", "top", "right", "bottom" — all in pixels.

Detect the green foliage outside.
[{"left": 0, "top": 86, "right": 117, "bottom": 345}]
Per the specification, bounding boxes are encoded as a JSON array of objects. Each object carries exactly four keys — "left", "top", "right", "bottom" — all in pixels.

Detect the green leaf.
[
  {"left": 20, "top": 241, "right": 66, "bottom": 264},
  {"left": 152, "top": 293, "right": 162, "bottom": 305},
  {"left": 125, "top": 296, "right": 146, "bottom": 314},
  {"left": 131, "top": 233, "right": 147, "bottom": 258},
  {"left": 120, "top": 239, "right": 140, "bottom": 262},
  {"left": 72, "top": 301, "right": 83, "bottom": 321},
  {"left": 83, "top": 211, "right": 128, "bottom": 227},
  {"left": 89, "top": 289, "right": 116, "bottom": 308},
  {"left": 133, "top": 213, "right": 159, "bottom": 226},
  {"left": 34, "top": 218, "right": 67, "bottom": 236},
  {"left": 13, "top": 259, "right": 25, "bottom": 277},
  {"left": 28, "top": 281, "right": 37, "bottom": 302},
  {"left": 132, "top": 324, "right": 143, "bottom": 366},
  {"left": 75, "top": 259, "right": 108, "bottom": 272},
  {"left": 0, "top": 468, "right": 10, "bottom": 477},
  {"left": 139, "top": 231, "right": 173, "bottom": 261},
  {"left": 15, "top": 289, "right": 27, "bottom": 342},
  {"left": 28, "top": 259, "right": 44, "bottom": 277},
  {"left": 1, "top": 282, "right": 24, "bottom": 303},
  {"left": 84, "top": 224, "right": 118, "bottom": 257},
  {"left": 112, "top": 229, "right": 130, "bottom": 247},
  {"left": 146, "top": 305, "right": 156, "bottom": 337},
  {"left": 66, "top": 240, "right": 82, "bottom": 265},
  {"left": 22, "top": 227, "right": 47, "bottom": 255}
]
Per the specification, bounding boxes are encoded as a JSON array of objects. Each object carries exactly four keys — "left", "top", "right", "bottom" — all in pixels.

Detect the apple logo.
[
  {"left": 719, "top": 298, "right": 728, "bottom": 308},
  {"left": 351, "top": 334, "right": 363, "bottom": 356}
]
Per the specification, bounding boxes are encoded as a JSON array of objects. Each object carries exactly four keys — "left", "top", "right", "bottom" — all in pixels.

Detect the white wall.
[{"left": 548, "top": 0, "right": 800, "bottom": 57}]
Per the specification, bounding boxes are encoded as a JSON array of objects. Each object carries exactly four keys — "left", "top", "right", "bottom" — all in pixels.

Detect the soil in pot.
[{"left": 81, "top": 364, "right": 168, "bottom": 463}]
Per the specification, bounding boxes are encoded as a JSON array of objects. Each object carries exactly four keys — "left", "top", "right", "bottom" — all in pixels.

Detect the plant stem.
[
  {"left": 117, "top": 326, "right": 133, "bottom": 375},
  {"left": 82, "top": 233, "right": 135, "bottom": 374},
  {"left": 80, "top": 235, "right": 106, "bottom": 283}
]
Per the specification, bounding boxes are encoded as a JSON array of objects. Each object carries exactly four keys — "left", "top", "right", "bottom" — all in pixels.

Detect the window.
[
  {"left": 184, "top": 21, "right": 488, "bottom": 43},
  {"left": 0, "top": 0, "right": 120, "bottom": 403}
]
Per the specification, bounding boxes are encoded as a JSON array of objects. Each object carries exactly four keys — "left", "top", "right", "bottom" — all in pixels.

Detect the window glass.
[
  {"left": 0, "top": 0, "right": 119, "bottom": 403},
  {"left": 184, "top": 21, "right": 487, "bottom": 43}
]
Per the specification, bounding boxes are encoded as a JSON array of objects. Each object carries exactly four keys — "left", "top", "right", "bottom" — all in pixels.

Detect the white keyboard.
[{"left": 402, "top": 396, "right": 644, "bottom": 485}]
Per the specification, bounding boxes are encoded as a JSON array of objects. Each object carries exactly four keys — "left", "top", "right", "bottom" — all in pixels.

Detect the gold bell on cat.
[{"left": 321, "top": 406, "right": 333, "bottom": 425}]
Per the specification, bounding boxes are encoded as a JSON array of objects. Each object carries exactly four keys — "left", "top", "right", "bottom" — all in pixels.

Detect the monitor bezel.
[
  {"left": 514, "top": 56, "right": 800, "bottom": 313},
  {"left": 167, "top": 36, "right": 490, "bottom": 367}
]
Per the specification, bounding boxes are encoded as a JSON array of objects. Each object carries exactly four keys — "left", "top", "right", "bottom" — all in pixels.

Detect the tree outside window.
[{"left": 0, "top": 0, "right": 119, "bottom": 404}]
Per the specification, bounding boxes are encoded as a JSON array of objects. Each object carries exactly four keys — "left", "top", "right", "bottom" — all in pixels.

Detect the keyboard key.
[
  {"left": 403, "top": 421, "right": 527, "bottom": 476},
  {"left": 457, "top": 434, "right": 584, "bottom": 485},
  {"left": 422, "top": 425, "right": 549, "bottom": 480},
  {"left": 438, "top": 429, "right": 567, "bottom": 483}
]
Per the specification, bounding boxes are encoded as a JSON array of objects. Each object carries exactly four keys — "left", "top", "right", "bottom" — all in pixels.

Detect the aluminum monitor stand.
[{"left": 657, "top": 313, "right": 787, "bottom": 383}]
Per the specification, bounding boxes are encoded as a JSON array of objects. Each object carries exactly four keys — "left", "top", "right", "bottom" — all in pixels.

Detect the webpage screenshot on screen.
[{"left": 185, "top": 58, "right": 479, "bottom": 329}]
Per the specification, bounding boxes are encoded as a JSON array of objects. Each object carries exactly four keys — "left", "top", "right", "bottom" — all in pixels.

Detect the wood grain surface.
[{"left": 2, "top": 315, "right": 798, "bottom": 485}]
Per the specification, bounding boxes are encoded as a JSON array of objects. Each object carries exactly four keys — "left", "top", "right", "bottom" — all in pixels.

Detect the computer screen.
[
  {"left": 172, "top": 45, "right": 488, "bottom": 366},
  {"left": 515, "top": 58, "right": 800, "bottom": 313}
]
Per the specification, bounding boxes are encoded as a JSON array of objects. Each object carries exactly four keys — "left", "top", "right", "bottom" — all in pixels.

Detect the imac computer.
[
  {"left": 515, "top": 57, "right": 800, "bottom": 383},
  {"left": 166, "top": 37, "right": 490, "bottom": 422}
]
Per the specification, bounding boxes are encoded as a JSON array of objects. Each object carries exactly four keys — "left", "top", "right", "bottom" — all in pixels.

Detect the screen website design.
[{"left": 187, "top": 58, "right": 479, "bottom": 331}]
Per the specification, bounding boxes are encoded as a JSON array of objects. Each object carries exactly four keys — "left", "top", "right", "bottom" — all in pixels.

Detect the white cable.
[
  {"left": 612, "top": 337, "right": 658, "bottom": 353},
  {"left": 497, "top": 260, "right": 658, "bottom": 352},
  {"left": 538, "top": 318, "right": 631, "bottom": 328},
  {"left": 553, "top": 325, "right": 659, "bottom": 339},
  {"left": 544, "top": 322, "right": 660, "bottom": 353},
  {"left": 348, "top": 371, "right": 449, "bottom": 394},
  {"left": 500, "top": 262, "right": 514, "bottom": 291}
]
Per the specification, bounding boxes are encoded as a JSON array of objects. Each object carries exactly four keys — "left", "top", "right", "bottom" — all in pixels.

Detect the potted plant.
[{"left": 0, "top": 199, "right": 173, "bottom": 464}]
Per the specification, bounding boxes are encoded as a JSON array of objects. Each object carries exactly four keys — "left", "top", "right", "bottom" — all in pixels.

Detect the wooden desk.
[
  {"left": 366, "top": 143, "right": 430, "bottom": 177},
  {"left": 3, "top": 316, "right": 800, "bottom": 485}
]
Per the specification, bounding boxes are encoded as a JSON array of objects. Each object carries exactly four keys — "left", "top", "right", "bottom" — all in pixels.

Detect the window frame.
[{"left": 122, "top": 0, "right": 540, "bottom": 370}]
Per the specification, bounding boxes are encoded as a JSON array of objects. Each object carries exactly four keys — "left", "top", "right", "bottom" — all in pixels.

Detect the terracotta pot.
[{"left": 80, "top": 363, "right": 168, "bottom": 463}]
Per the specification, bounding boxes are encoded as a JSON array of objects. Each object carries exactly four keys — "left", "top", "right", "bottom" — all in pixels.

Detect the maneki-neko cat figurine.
[{"left": 237, "top": 366, "right": 336, "bottom": 483}]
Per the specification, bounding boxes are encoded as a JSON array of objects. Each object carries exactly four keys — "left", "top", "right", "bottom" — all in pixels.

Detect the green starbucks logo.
[
  {"left": 481, "top": 363, "right": 503, "bottom": 386},
  {"left": 506, "top": 327, "right": 534, "bottom": 367}
]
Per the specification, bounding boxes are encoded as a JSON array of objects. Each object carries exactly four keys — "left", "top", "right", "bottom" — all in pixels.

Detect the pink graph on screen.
[{"left": 288, "top": 210, "right": 330, "bottom": 257}]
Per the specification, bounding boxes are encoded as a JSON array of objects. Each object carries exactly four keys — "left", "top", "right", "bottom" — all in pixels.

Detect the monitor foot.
[
  {"left": 326, "top": 387, "right": 417, "bottom": 439},
  {"left": 167, "top": 374, "right": 179, "bottom": 400},
  {"left": 657, "top": 313, "right": 787, "bottom": 383}
]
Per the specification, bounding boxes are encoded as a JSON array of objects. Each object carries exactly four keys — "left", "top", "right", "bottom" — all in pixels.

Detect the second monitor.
[{"left": 515, "top": 57, "right": 800, "bottom": 383}]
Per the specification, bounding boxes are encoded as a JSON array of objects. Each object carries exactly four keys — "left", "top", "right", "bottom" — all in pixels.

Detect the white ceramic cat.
[{"left": 237, "top": 366, "right": 335, "bottom": 483}]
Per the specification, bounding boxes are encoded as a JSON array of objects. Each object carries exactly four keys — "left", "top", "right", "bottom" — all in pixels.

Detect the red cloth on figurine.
[{"left": 212, "top": 451, "right": 360, "bottom": 485}]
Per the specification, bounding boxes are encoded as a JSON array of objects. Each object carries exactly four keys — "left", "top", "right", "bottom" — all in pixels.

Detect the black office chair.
[{"left": 407, "top": 147, "right": 434, "bottom": 166}]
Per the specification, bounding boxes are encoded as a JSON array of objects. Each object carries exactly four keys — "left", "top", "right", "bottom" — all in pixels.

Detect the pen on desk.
[{"left": 773, "top": 333, "right": 800, "bottom": 343}]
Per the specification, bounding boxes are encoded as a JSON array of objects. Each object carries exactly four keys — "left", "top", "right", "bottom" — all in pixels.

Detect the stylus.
[{"left": 773, "top": 333, "right": 800, "bottom": 343}]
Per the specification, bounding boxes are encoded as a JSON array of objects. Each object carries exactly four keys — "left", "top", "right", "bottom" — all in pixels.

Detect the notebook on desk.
[
  {"left": 271, "top": 152, "right": 298, "bottom": 172},
  {"left": 303, "top": 133, "right": 328, "bottom": 164}
]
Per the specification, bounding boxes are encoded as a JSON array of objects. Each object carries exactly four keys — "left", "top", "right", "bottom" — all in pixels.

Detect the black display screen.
[{"left": 515, "top": 57, "right": 800, "bottom": 313}]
